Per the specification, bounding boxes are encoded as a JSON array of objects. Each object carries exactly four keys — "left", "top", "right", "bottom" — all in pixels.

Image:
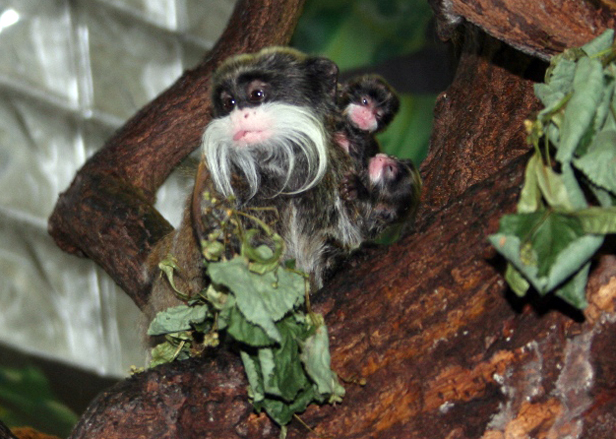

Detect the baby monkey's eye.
[
  {"left": 361, "top": 97, "right": 369, "bottom": 106},
  {"left": 249, "top": 89, "right": 265, "bottom": 102}
]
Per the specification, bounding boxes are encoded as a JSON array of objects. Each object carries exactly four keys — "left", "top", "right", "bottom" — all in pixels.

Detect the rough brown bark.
[
  {"left": 429, "top": 0, "right": 616, "bottom": 59},
  {"left": 48, "top": 0, "right": 616, "bottom": 438}
]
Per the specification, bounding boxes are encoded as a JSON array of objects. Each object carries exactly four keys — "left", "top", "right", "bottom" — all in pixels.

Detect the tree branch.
[{"left": 429, "top": 0, "right": 616, "bottom": 59}]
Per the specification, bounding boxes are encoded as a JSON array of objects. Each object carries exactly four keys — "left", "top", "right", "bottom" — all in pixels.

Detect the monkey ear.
[{"left": 306, "top": 57, "right": 339, "bottom": 98}]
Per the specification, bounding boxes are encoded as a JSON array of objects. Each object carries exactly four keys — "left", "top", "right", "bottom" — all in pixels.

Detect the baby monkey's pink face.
[
  {"left": 346, "top": 96, "right": 380, "bottom": 132},
  {"left": 368, "top": 153, "right": 399, "bottom": 183}
]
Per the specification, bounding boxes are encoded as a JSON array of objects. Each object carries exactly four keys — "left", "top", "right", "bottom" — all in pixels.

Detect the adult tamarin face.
[{"left": 202, "top": 47, "right": 339, "bottom": 201}]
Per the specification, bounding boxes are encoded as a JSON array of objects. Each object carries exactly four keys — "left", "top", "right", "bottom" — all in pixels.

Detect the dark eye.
[
  {"left": 249, "top": 88, "right": 265, "bottom": 103},
  {"left": 220, "top": 92, "right": 236, "bottom": 113},
  {"left": 361, "top": 97, "right": 369, "bottom": 106},
  {"left": 385, "top": 164, "right": 397, "bottom": 179}
]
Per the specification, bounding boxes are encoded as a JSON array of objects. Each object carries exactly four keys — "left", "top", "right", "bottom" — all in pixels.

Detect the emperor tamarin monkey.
[
  {"left": 145, "top": 48, "right": 363, "bottom": 321},
  {"left": 146, "top": 49, "right": 421, "bottom": 328}
]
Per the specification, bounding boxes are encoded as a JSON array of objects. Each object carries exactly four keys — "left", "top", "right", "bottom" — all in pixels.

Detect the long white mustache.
[{"left": 202, "top": 103, "right": 328, "bottom": 200}]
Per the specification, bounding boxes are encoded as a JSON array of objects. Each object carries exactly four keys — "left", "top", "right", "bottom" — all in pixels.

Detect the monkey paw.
[{"left": 340, "top": 173, "right": 361, "bottom": 201}]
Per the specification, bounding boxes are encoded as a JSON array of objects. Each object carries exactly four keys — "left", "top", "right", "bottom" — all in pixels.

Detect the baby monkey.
[
  {"left": 336, "top": 75, "right": 420, "bottom": 240},
  {"left": 341, "top": 153, "right": 421, "bottom": 240},
  {"left": 335, "top": 74, "right": 400, "bottom": 163}
]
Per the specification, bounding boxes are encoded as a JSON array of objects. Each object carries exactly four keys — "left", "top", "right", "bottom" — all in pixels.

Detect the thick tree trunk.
[{"left": 48, "top": 1, "right": 616, "bottom": 438}]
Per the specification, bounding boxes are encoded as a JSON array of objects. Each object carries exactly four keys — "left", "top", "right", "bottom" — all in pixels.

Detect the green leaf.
[
  {"left": 244, "top": 236, "right": 285, "bottom": 274},
  {"left": 241, "top": 229, "right": 284, "bottom": 267},
  {"left": 147, "top": 304, "right": 209, "bottom": 336},
  {"left": 240, "top": 350, "right": 265, "bottom": 402},
  {"left": 554, "top": 261, "right": 590, "bottom": 309},
  {"left": 573, "top": 130, "right": 616, "bottom": 194},
  {"left": 592, "top": 78, "right": 615, "bottom": 134},
  {"left": 504, "top": 263, "right": 530, "bottom": 297},
  {"left": 202, "top": 239, "right": 224, "bottom": 261},
  {"left": 556, "top": 57, "right": 604, "bottom": 164},
  {"left": 545, "top": 121, "right": 561, "bottom": 147},
  {"left": 573, "top": 206, "right": 616, "bottom": 233},
  {"left": 604, "top": 103, "right": 616, "bottom": 131},
  {"left": 492, "top": 214, "right": 539, "bottom": 282},
  {"left": 581, "top": 29, "right": 615, "bottom": 57},
  {"left": 590, "top": 184, "right": 616, "bottom": 207},
  {"left": 536, "top": 59, "right": 575, "bottom": 110},
  {"left": 257, "top": 385, "right": 320, "bottom": 426},
  {"left": 490, "top": 211, "right": 601, "bottom": 295},
  {"left": 300, "top": 319, "right": 345, "bottom": 400},
  {"left": 517, "top": 153, "right": 543, "bottom": 213},
  {"left": 239, "top": 323, "right": 321, "bottom": 426},
  {"left": 204, "top": 284, "right": 228, "bottom": 311},
  {"left": 259, "top": 318, "right": 310, "bottom": 402},
  {"left": 560, "top": 163, "right": 589, "bottom": 209},
  {"left": 208, "top": 257, "right": 306, "bottom": 343},
  {"left": 545, "top": 233, "right": 603, "bottom": 291},
  {"left": 497, "top": 211, "right": 583, "bottom": 277},
  {"left": 149, "top": 339, "right": 190, "bottom": 368},
  {"left": 548, "top": 57, "right": 577, "bottom": 90},
  {"left": 523, "top": 213, "right": 582, "bottom": 277},
  {"left": 225, "top": 304, "right": 277, "bottom": 347},
  {"left": 534, "top": 84, "right": 566, "bottom": 113},
  {"left": 158, "top": 256, "right": 188, "bottom": 298},
  {"left": 534, "top": 160, "right": 575, "bottom": 210}
]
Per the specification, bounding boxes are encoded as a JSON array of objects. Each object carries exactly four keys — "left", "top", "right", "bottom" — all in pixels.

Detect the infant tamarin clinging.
[
  {"left": 341, "top": 153, "right": 421, "bottom": 240},
  {"left": 335, "top": 74, "right": 400, "bottom": 164},
  {"left": 335, "top": 75, "right": 420, "bottom": 240}
]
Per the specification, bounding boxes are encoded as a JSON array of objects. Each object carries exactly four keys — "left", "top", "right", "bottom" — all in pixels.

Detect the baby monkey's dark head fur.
[
  {"left": 203, "top": 47, "right": 341, "bottom": 201},
  {"left": 338, "top": 74, "right": 400, "bottom": 133}
]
